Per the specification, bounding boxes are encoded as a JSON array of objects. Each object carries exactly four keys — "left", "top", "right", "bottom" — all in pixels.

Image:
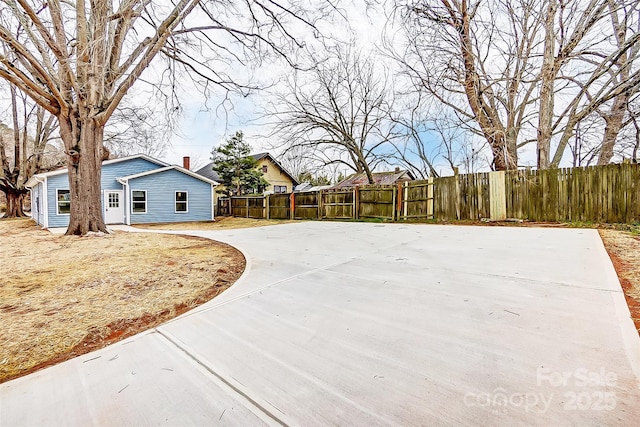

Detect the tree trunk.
[
  {"left": 632, "top": 116, "right": 640, "bottom": 163},
  {"left": 537, "top": 0, "right": 558, "bottom": 169},
  {"left": 362, "top": 163, "right": 374, "bottom": 184},
  {"left": 597, "top": 96, "right": 627, "bottom": 165},
  {"left": 491, "top": 140, "right": 508, "bottom": 171},
  {"left": 456, "top": 4, "right": 517, "bottom": 171},
  {"left": 58, "top": 112, "right": 109, "bottom": 235},
  {"left": 505, "top": 132, "right": 518, "bottom": 170},
  {"left": 489, "top": 135, "right": 517, "bottom": 171},
  {"left": 3, "top": 189, "right": 26, "bottom": 218}
]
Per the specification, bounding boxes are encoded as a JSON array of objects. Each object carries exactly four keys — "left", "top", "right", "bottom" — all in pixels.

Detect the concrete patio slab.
[{"left": 2, "top": 222, "right": 639, "bottom": 425}]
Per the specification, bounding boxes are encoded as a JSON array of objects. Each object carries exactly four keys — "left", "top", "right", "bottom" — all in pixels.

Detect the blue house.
[{"left": 25, "top": 154, "right": 219, "bottom": 228}]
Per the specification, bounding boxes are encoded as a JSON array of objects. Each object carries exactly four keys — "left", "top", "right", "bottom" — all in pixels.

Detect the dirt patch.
[
  {"left": 0, "top": 218, "right": 244, "bottom": 383},
  {"left": 599, "top": 229, "right": 640, "bottom": 335},
  {"left": 134, "top": 216, "right": 293, "bottom": 230}
]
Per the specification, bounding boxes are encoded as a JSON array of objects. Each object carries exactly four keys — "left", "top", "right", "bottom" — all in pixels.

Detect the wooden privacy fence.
[
  {"left": 503, "top": 164, "right": 640, "bottom": 223},
  {"left": 322, "top": 190, "right": 353, "bottom": 219},
  {"left": 227, "top": 163, "right": 640, "bottom": 224},
  {"left": 228, "top": 180, "right": 435, "bottom": 221},
  {"left": 230, "top": 196, "right": 265, "bottom": 219},
  {"left": 432, "top": 163, "right": 640, "bottom": 223}
]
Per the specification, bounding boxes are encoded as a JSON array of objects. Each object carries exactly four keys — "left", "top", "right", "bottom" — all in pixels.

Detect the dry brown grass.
[
  {"left": 0, "top": 218, "right": 244, "bottom": 383},
  {"left": 134, "top": 216, "right": 292, "bottom": 230},
  {"left": 600, "top": 230, "right": 640, "bottom": 335}
]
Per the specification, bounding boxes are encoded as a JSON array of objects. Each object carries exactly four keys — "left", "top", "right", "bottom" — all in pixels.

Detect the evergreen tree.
[{"left": 211, "top": 132, "right": 268, "bottom": 196}]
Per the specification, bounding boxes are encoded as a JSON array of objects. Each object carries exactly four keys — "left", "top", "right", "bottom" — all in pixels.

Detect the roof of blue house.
[{"left": 25, "top": 154, "right": 171, "bottom": 186}]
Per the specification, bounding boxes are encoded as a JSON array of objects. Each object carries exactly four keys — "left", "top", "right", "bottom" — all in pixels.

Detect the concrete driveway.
[{"left": 1, "top": 222, "right": 639, "bottom": 425}]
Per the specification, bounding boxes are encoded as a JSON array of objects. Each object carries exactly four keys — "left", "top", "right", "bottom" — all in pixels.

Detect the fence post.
[
  {"left": 354, "top": 186, "right": 359, "bottom": 220},
  {"left": 454, "top": 167, "right": 461, "bottom": 220},
  {"left": 318, "top": 190, "right": 323, "bottom": 220},
  {"left": 265, "top": 194, "right": 270, "bottom": 219},
  {"left": 396, "top": 183, "right": 404, "bottom": 221},
  {"left": 427, "top": 176, "right": 434, "bottom": 219},
  {"left": 392, "top": 185, "right": 397, "bottom": 221},
  {"left": 246, "top": 197, "right": 249, "bottom": 218},
  {"left": 290, "top": 192, "right": 295, "bottom": 220},
  {"left": 403, "top": 181, "right": 408, "bottom": 220}
]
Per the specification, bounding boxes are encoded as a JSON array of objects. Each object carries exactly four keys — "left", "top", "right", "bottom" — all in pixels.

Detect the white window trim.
[
  {"left": 131, "top": 189, "right": 148, "bottom": 214},
  {"left": 175, "top": 190, "right": 188, "bottom": 213},
  {"left": 56, "top": 188, "right": 71, "bottom": 215}
]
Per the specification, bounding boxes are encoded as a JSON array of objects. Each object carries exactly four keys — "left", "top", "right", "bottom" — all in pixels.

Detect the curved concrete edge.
[
  {"left": 160, "top": 232, "right": 255, "bottom": 323},
  {"left": 595, "top": 232, "right": 640, "bottom": 387},
  {"left": 105, "top": 226, "right": 257, "bottom": 323}
]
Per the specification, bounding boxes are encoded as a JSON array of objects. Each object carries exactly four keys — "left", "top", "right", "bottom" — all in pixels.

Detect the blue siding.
[
  {"left": 43, "top": 158, "right": 163, "bottom": 227},
  {"left": 101, "top": 158, "right": 160, "bottom": 190},
  {"left": 40, "top": 157, "right": 211, "bottom": 227},
  {"left": 47, "top": 173, "right": 72, "bottom": 227},
  {"left": 128, "top": 169, "right": 212, "bottom": 224}
]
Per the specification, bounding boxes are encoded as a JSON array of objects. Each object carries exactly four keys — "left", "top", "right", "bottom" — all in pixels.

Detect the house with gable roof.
[
  {"left": 196, "top": 152, "right": 298, "bottom": 198},
  {"left": 25, "top": 154, "right": 219, "bottom": 228}
]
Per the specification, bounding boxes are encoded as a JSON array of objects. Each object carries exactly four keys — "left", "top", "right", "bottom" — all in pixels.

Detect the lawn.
[{"left": 0, "top": 218, "right": 245, "bottom": 383}]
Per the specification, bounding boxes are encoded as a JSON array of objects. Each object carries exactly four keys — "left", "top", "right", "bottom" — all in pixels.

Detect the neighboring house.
[
  {"left": 332, "top": 169, "right": 415, "bottom": 189},
  {"left": 25, "top": 154, "right": 218, "bottom": 228},
  {"left": 196, "top": 152, "right": 299, "bottom": 198}
]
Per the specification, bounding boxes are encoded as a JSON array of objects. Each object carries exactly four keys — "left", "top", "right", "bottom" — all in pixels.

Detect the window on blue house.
[
  {"left": 57, "top": 189, "right": 70, "bottom": 214},
  {"left": 132, "top": 190, "right": 147, "bottom": 213},
  {"left": 175, "top": 191, "right": 188, "bottom": 212}
]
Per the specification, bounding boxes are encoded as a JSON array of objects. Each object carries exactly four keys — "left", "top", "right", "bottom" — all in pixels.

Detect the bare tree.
[
  {"left": 536, "top": 0, "right": 611, "bottom": 168},
  {"left": 104, "top": 103, "right": 170, "bottom": 159},
  {"left": 596, "top": 0, "right": 640, "bottom": 164},
  {"left": 538, "top": 0, "right": 640, "bottom": 167},
  {"left": 391, "top": 0, "right": 545, "bottom": 171},
  {"left": 393, "top": 0, "right": 640, "bottom": 170},
  {"left": 388, "top": 90, "right": 491, "bottom": 179},
  {"left": 269, "top": 46, "right": 394, "bottom": 183},
  {"left": 0, "top": 84, "right": 61, "bottom": 217},
  {"left": 278, "top": 144, "right": 317, "bottom": 183},
  {"left": 388, "top": 95, "right": 440, "bottom": 179},
  {"left": 631, "top": 105, "right": 640, "bottom": 162},
  {"left": 0, "top": 0, "right": 330, "bottom": 234}
]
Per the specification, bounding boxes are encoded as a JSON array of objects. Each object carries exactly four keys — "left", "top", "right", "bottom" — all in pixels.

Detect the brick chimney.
[{"left": 183, "top": 156, "right": 190, "bottom": 170}]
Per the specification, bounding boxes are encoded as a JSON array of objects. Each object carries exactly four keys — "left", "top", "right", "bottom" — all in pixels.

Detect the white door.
[{"left": 104, "top": 190, "right": 124, "bottom": 224}]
